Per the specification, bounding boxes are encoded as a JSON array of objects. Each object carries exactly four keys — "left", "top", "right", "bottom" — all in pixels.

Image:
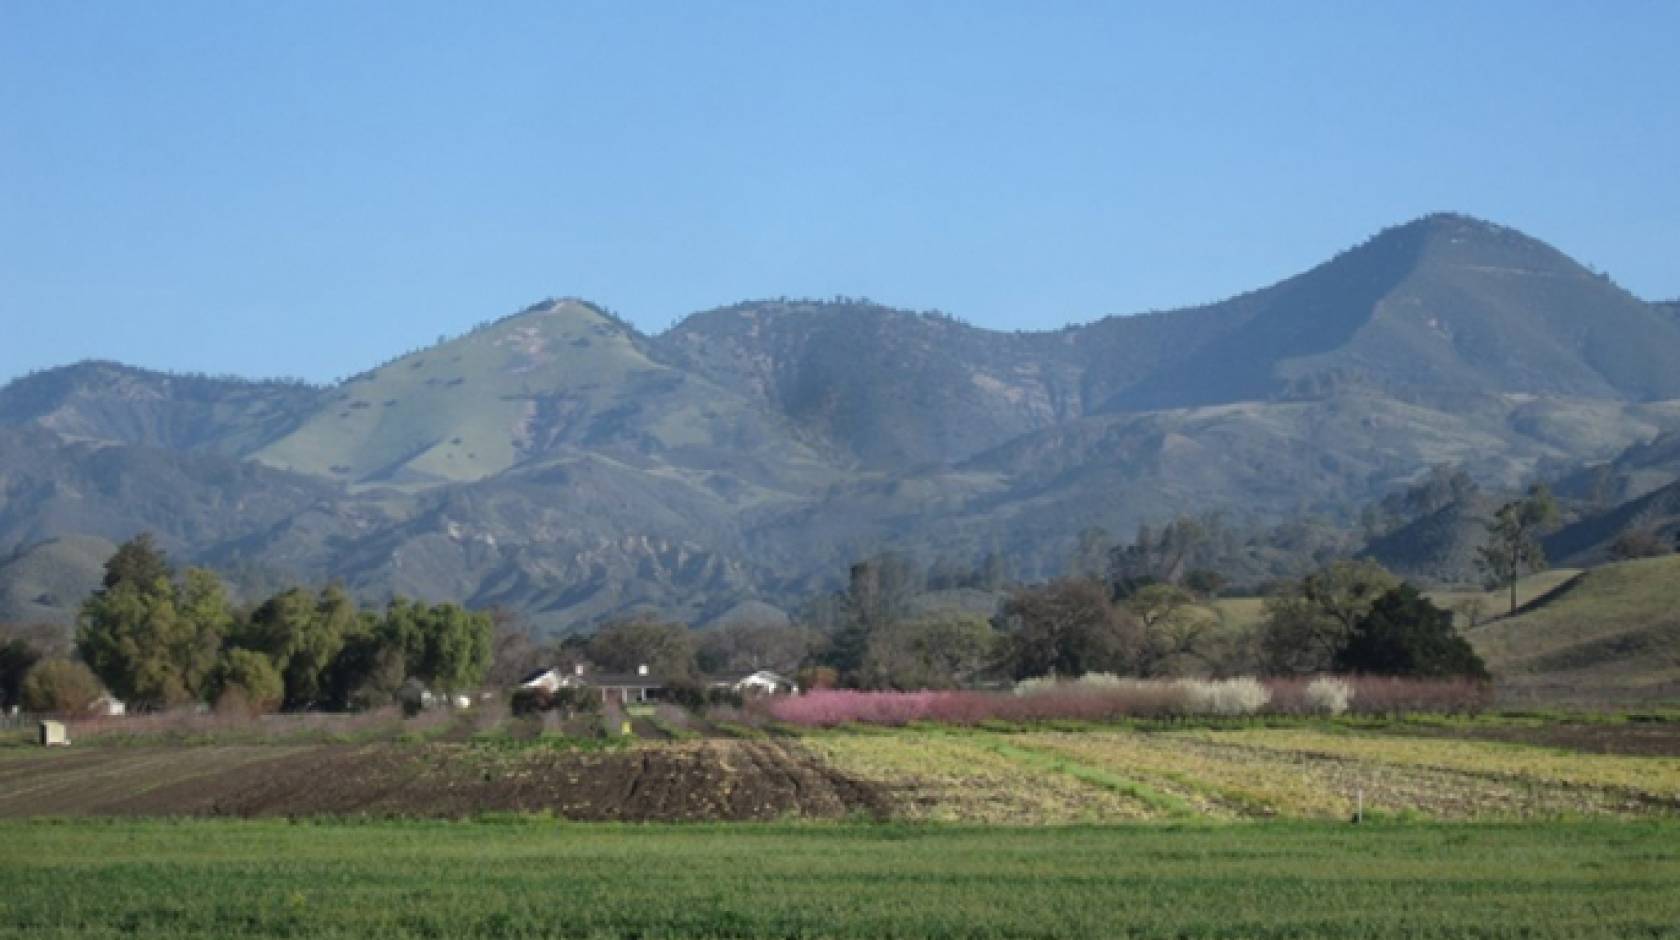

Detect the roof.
[{"left": 519, "top": 667, "right": 558, "bottom": 684}]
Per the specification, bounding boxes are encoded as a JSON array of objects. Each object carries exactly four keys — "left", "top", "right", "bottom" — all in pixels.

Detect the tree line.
[{"left": 4, "top": 535, "right": 491, "bottom": 715}]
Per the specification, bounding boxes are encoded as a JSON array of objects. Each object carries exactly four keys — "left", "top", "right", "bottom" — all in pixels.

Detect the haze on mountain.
[{"left": 6, "top": 213, "right": 1680, "bottom": 632}]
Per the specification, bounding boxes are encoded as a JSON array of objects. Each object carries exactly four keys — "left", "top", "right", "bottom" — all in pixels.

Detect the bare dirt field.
[
  {"left": 0, "top": 740, "right": 887, "bottom": 821},
  {"left": 1389, "top": 719, "right": 1680, "bottom": 757}
]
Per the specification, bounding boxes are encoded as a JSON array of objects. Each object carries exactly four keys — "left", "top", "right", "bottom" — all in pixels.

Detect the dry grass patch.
[{"left": 804, "top": 731, "right": 1153, "bottom": 823}]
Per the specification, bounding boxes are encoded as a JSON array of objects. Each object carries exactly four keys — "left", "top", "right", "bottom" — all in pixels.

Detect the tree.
[
  {"left": 1476, "top": 485, "right": 1560, "bottom": 614},
  {"left": 1123, "top": 584, "right": 1215, "bottom": 677},
  {"left": 697, "top": 622, "right": 822, "bottom": 676},
  {"left": 209, "top": 648, "right": 284, "bottom": 715},
  {"left": 998, "top": 578, "right": 1132, "bottom": 679},
  {"left": 1258, "top": 560, "right": 1399, "bottom": 675},
  {"left": 485, "top": 608, "right": 550, "bottom": 687},
  {"left": 235, "top": 586, "right": 353, "bottom": 710},
  {"left": 101, "top": 533, "right": 171, "bottom": 591},
  {"left": 1108, "top": 517, "right": 1208, "bottom": 596},
  {"left": 586, "top": 618, "right": 696, "bottom": 680},
  {"left": 21, "top": 658, "right": 105, "bottom": 714},
  {"left": 0, "top": 637, "right": 43, "bottom": 713},
  {"left": 822, "top": 555, "right": 922, "bottom": 681},
  {"left": 1334, "top": 585, "right": 1490, "bottom": 680},
  {"left": 858, "top": 613, "right": 998, "bottom": 689},
  {"left": 380, "top": 599, "right": 494, "bottom": 692},
  {"left": 76, "top": 558, "right": 224, "bottom": 709}
]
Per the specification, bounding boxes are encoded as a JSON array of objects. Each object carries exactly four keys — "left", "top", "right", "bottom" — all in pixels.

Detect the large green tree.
[
  {"left": 75, "top": 539, "right": 227, "bottom": 709},
  {"left": 379, "top": 598, "right": 493, "bottom": 692},
  {"left": 1258, "top": 560, "right": 1399, "bottom": 675},
  {"left": 858, "top": 613, "right": 998, "bottom": 690},
  {"left": 586, "top": 618, "right": 696, "bottom": 680},
  {"left": 999, "top": 578, "right": 1132, "bottom": 679},
  {"left": 1334, "top": 584, "right": 1490, "bottom": 680},
  {"left": 236, "top": 585, "right": 356, "bottom": 709},
  {"left": 1476, "top": 484, "right": 1560, "bottom": 614}
]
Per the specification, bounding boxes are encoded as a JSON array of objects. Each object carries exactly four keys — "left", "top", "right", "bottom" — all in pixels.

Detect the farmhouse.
[
  {"left": 723, "top": 670, "right": 798, "bottom": 695},
  {"left": 520, "top": 663, "right": 666, "bottom": 704},
  {"left": 516, "top": 663, "right": 800, "bottom": 703}
]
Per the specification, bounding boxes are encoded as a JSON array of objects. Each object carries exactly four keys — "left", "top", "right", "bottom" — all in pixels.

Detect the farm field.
[
  {"left": 3, "top": 818, "right": 1679, "bottom": 938},
  {"left": 6, "top": 714, "right": 1680, "bottom": 823}
]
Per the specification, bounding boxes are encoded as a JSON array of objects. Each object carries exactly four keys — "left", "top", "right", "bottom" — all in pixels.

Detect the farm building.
[
  {"left": 520, "top": 663, "right": 666, "bottom": 704},
  {"left": 724, "top": 670, "right": 798, "bottom": 695},
  {"left": 39, "top": 720, "right": 70, "bottom": 747}
]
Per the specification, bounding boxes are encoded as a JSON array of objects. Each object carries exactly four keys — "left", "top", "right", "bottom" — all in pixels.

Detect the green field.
[{"left": 3, "top": 819, "right": 1679, "bottom": 938}]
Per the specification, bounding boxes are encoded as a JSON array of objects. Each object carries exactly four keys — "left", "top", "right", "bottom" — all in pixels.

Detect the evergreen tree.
[{"left": 1333, "top": 584, "right": 1490, "bottom": 679}]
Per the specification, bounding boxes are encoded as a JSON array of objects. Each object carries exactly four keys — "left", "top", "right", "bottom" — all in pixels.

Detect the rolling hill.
[
  {"left": 4, "top": 213, "right": 1680, "bottom": 631},
  {"left": 1470, "top": 556, "right": 1680, "bottom": 702}
]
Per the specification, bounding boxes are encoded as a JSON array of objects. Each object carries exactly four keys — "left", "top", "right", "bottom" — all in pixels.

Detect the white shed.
[{"left": 39, "top": 720, "right": 70, "bottom": 747}]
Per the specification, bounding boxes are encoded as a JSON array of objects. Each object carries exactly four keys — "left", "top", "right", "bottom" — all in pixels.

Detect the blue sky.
[{"left": 3, "top": 2, "right": 1676, "bottom": 384}]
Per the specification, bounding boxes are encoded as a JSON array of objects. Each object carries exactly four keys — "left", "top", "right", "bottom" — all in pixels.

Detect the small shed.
[{"left": 39, "top": 720, "right": 70, "bottom": 747}]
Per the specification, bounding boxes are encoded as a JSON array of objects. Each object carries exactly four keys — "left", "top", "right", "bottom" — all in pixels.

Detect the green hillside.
[
  {"left": 255, "top": 300, "right": 826, "bottom": 490},
  {"left": 1470, "top": 556, "right": 1680, "bottom": 701},
  {"left": 0, "top": 534, "right": 115, "bottom": 627}
]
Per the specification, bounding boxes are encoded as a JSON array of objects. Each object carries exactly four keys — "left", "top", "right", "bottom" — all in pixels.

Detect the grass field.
[
  {"left": 1470, "top": 555, "right": 1680, "bottom": 701},
  {"left": 3, "top": 819, "right": 1679, "bottom": 938}
]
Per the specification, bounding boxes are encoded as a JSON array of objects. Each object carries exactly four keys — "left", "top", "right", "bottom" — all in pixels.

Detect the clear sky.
[{"left": 3, "top": 2, "right": 1677, "bottom": 385}]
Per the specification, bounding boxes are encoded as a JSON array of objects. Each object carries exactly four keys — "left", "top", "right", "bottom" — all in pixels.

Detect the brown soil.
[
  {"left": 0, "top": 740, "right": 887, "bottom": 822},
  {"left": 1394, "top": 721, "right": 1680, "bottom": 757}
]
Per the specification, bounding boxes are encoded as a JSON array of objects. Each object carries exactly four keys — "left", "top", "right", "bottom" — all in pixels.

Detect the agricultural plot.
[
  {"left": 803, "top": 731, "right": 1152, "bottom": 823},
  {"left": 6, "top": 714, "right": 1680, "bottom": 824},
  {"left": 1186, "top": 727, "right": 1680, "bottom": 810},
  {"left": 3, "top": 819, "right": 1679, "bottom": 938},
  {"left": 804, "top": 724, "right": 1680, "bottom": 822},
  {"left": 0, "top": 740, "right": 886, "bottom": 822}
]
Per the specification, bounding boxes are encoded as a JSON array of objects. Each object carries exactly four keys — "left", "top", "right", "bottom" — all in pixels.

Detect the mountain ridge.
[{"left": 5, "top": 213, "right": 1680, "bottom": 630}]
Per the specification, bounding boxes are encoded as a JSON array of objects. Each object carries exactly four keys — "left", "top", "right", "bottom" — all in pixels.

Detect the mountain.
[
  {"left": 4, "top": 213, "right": 1680, "bottom": 631},
  {"left": 1106, "top": 215, "right": 1680, "bottom": 409},
  {"left": 1553, "top": 429, "right": 1680, "bottom": 507},
  {"left": 1546, "top": 480, "right": 1680, "bottom": 567},
  {"left": 0, "top": 361, "right": 319, "bottom": 455},
  {"left": 0, "top": 534, "right": 115, "bottom": 625}
]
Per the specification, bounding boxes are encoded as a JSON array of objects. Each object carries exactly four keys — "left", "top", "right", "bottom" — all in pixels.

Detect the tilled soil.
[
  {"left": 0, "top": 740, "right": 888, "bottom": 821},
  {"left": 1393, "top": 721, "right": 1680, "bottom": 757}
]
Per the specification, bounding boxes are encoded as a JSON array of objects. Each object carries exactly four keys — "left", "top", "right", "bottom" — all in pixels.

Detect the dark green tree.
[
  {"left": 1259, "top": 560, "right": 1399, "bottom": 675},
  {"left": 0, "top": 637, "right": 43, "bottom": 713},
  {"left": 101, "top": 533, "right": 171, "bottom": 591},
  {"left": 1333, "top": 584, "right": 1490, "bottom": 680}
]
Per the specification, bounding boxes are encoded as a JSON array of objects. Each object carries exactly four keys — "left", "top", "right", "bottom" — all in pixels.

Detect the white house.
[
  {"left": 731, "top": 670, "right": 798, "bottom": 695},
  {"left": 518, "top": 663, "right": 590, "bottom": 693}
]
